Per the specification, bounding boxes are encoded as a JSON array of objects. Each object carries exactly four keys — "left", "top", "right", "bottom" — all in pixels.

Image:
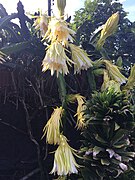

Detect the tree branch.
[
  {"left": 0, "top": 119, "right": 27, "bottom": 135},
  {"left": 20, "top": 168, "right": 40, "bottom": 180},
  {"left": 21, "top": 99, "right": 45, "bottom": 180}
]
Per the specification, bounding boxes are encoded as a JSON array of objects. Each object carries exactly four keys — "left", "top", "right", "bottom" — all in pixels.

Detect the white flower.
[
  {"left": 69, "top": 44, "right": 93, "bottom": 74},
  {"left": 44, "top": 17, "right": 75, "bottom": 46},
  {"left": 42, "top": 41, "right": 74, "bottom": 77},
  {"left": 50, "top": 135, "right": 79, "bottom": 175},
  {"left": 42, "top": 107, "right": 63, "bottom": 145},
  {"left": 106, "top": 149, "right": 115, "bottom": 158},
  {"left": 33, "top": 14, "right": 49, "bottom": 37}
]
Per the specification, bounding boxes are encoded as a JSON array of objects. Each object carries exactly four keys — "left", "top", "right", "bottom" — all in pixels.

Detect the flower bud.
[
  {"left": 123, "top": 64, "right": 135, "bottom": 90},
  {"left": 97, "top": 12, "right": 119, "bottom": 50},
  {"left": 56, "top": 0, "right": 66, "bottom": 16},
  {"left": 103, "top": 60, "right": 127, "bottom": 85}
]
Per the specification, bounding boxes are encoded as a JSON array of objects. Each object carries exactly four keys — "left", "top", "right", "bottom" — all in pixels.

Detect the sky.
[
  {"left": 122, "top": 0, "right": 135, "bottom": 22},
  {"left": 0, "top": 0, "right": 135, "bottom": 22}
]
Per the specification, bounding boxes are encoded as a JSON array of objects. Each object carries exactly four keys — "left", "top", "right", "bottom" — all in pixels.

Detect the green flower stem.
[
  {"left": 57, "top": 73, "right": 67, "bottom": 132},
  {"left": 57, "top": 73, "right": 67, "bottom": 107},
  {"left": 87, "top": 68, "right": 96, "bottom": 92},
  {"left": 100, "top": 47, "right": 110, "bottom": 60}
]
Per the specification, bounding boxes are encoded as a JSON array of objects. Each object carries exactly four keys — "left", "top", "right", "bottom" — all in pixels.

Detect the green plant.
[
  {"left": 73, "top": 0, "right": 135, "bottom": 66},
  {"left": 80, "top": 89, "right": 135, "bottom": 179}
]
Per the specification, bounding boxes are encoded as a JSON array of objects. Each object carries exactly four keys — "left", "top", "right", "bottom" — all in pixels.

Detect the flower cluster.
[
  {"left": 34, "top": 13, "right": 93, "bottom": 76},
  {"left": 42, "top": 41, "right": 73, "bottom": 77},
  {"left": 44, "top": 17, "right": 75, "bottom": 46}
]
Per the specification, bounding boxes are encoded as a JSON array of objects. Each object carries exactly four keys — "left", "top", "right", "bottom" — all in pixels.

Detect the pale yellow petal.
[
  {"left": 42, "top": 107, "right": 63, "bottom": 145},
  {"left": 50, "top": 135, "right": 79, "bottom": 175}
]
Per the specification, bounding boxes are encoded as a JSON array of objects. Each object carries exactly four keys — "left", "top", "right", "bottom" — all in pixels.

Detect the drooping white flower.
[
  {"left": 50, "top": 135, "right": 79, "bottom": 175},
  {"left": 44, "top": 17, "right": 75, "bottom": 46},
  {"left": 33, "top": 14, "right": 49, "bottom": 37},
  {"left": 42, "top": 107, "right": 63, "bottom": 145},
  {"left": 69, "top": 44, "right": 93, "bottom": 74},
  {"left": 42, "top": 41, "right": 74, "bottom": 77}
]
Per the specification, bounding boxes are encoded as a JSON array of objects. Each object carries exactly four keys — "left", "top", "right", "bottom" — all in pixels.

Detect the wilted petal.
[{"left": 42, "top": 107, "right": 64, "bottom": 145}]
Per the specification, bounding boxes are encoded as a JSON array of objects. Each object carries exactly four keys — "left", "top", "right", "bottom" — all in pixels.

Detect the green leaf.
[
  {"left": 111, "top": 129, "right": 126, "bottom": 145},
  {"left": 1, "top": 62, "right": 17, "bottom": 68},
  {"left": 96, "top": 169, "right": 105, "bottom": 178},
  {"left": 0, "top": 13, "right": 17, "bottom": 28},
  {"left": 93, "top": 68, "right": 104, "bottom": 76},
  {"left": 119, "top": 152, "right": 135, "bottom": 158},
  {"left": 101, "top": 158, "right": 110, "bottom": 165},
  {"left": 115, "top": 123, "right": 120, "bottom": 131},
  {"left": 1, "top": 41, "right": 31, "bottom": 55},
  {"left": 81, "top": 167, "right": 99, "bottom": 180},
  {"left": 95, "top": 134, "right": 107, "bottom": 144},
  {"left": 116, "top": 56, "right": 123, "bottom": 67},
  {"left": 93, "top": 146, "right": 104, "bottom": 156}
]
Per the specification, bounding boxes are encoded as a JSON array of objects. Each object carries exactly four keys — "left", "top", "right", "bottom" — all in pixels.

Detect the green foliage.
[
  {"left": 80, "top": 90, "right": 135, "bottom": 179},
  {"left": 73, "top": 0, "right": 135, "bottom": 65}
]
